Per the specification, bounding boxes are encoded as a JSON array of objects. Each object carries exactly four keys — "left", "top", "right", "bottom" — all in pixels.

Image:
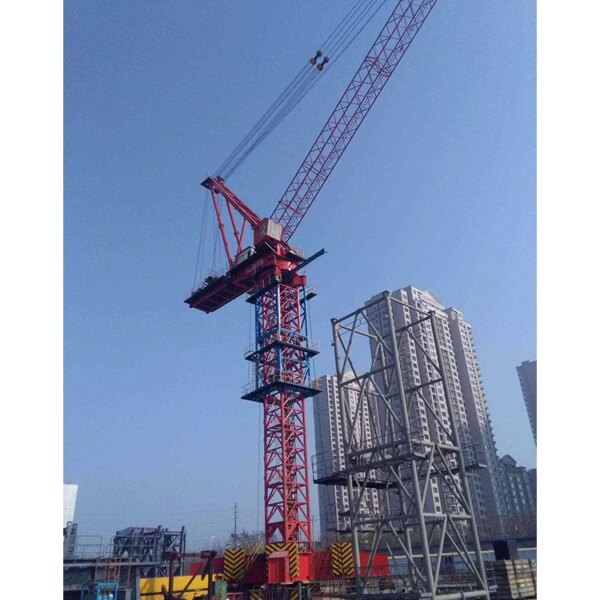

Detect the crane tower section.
[{"left": 244, "top": 278, "right": 320, "bottom": 546}]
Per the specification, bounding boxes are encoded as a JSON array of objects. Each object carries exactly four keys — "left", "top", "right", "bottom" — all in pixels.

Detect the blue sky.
[{"left": 64, "top": 1, "right": 535, "bottom": 548}]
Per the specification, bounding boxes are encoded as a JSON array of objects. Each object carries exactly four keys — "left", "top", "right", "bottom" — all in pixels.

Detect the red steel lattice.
[{"left": 257, "top": 282, "right": 312, "bottom": 546}]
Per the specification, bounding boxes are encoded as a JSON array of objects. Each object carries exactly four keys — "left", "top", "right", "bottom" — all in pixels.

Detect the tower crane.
[{"left": 186, "top": 0, "right": 437, "bottom": 552}]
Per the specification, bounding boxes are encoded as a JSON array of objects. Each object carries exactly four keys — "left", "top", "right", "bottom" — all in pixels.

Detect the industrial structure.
[
  {"left": 326, "top": 290, "right": 493, "bottom": 598},
  {"left": 63, "top": 526, "right": 192, "bottom": 599},
  {"left": 64, "top": 483, "right": 79, "bottom": 527},
  {"left": 112, "top": 527, "right": 187, "bottom": 578},
  {"left": 64, "top": 483, "right": 80, "bottom": 561},
  {"left": 315, "top": 287, "right": 510, "bottom": 543},
  {"left": 185, "top": 0, "right": 441, "bottom": 588}
]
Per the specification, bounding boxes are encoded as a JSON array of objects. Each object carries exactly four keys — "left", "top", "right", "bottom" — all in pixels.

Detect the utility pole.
[{"left": 233, "top": 503, "right": 238, "bottom": 549}]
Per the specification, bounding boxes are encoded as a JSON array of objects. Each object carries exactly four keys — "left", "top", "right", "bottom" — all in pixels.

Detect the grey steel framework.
[
  {"left": 64, "top": 525, "right": 187, "bottom": 599},
  {"left": 112, "top": 526, "right": 186, "bottom": 577},
  {"left": 64, "top": 521, "right": 78, "bottom": 559},
  {"left": 329, "top": 291, "right": 490, "bottom": 599}
]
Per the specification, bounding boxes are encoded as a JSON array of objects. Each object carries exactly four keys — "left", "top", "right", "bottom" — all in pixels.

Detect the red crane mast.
[{"left": 186, "top": 0, "right": 437, "bottom": 549}]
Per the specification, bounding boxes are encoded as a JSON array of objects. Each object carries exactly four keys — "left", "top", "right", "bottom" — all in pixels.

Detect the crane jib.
[{"left": 271, "top": 0, "right": 438, "bottom": 242}]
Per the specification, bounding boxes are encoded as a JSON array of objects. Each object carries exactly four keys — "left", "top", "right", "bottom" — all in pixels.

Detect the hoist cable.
[
  {"left": 192, "top": 189, "right": 210, "bottom": 289},
  {"left": 214, "top": 0, "right": 385, "bottom": 179},
  {"left": 320, "top": 0, "right": 366, "bottom": 54},
  {"left": 328, "top": 0, "right": 384, "bottom": 59},
  {"left": 256, "top": 403, "right": 262, "bottom": 533},
  {"left": 211, "top": 204, "right": 219, "bottom": 272},
  {"left": 327, "top": 0, "right": 388, "bottom": 73},
  {"left": 216, "top": 63, "right": 312, "bottom": 176},
  {"left": 222, "top": 0, "right": 387, "bottom": 180},
  {"left": 220, "top": 69, "right": 321, "bottom": 179},
  {"left": 217, "top": 65, "right": 314, "bottom": 177},
  {"left": 224, "top": 0, "right": 383, "bottom": 183},
  {"left": 216, "top": 1, "right": 368, "bottom": 178}
]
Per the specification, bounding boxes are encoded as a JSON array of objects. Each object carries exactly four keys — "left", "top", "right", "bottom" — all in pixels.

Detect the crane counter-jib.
[{"left": 185, "top": 242, "right": 305, "bottom": 313}]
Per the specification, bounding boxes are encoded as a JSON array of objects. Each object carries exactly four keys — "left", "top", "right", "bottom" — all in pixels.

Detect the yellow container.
[{"left": 139, "top": 574, "right": 221, "bottom": 600}]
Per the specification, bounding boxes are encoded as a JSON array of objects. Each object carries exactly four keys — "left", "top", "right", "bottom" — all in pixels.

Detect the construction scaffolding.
[
  {"left": 112, "top": 526, "right": 186, "bottom": 577},
  {"left": 329, "top": 290, "right": 491, "bottom": 599}
]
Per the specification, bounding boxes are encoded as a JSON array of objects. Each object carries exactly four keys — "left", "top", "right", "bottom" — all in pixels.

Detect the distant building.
[
  {"left": 313, "top": 374, "right": 381, "bottom": 543},
  {"left": 498, "top": 455, "right": 536, "bottom": 536},
  {"left": 64, "top": 483, "right": 78, "bottom": 527},
  {"left": 517, "top": 360, "right": 537, "bottom": 444},
  {"left": 364, "top": 286, "right": 507, "bottom": 538}
]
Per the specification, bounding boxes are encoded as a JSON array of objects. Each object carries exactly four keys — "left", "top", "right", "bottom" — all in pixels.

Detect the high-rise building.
[
  {"left": 364, "top": 286, "right": 507, "bottom": 538},
  {"left": 498, "top": 455, "right": 536, "bottom": 536},
  {"left": 312, "top": 374, "right": 381, "bottom": 543},
  {"left": 517, "top": 360, "right": 537, "bottom": 444}
]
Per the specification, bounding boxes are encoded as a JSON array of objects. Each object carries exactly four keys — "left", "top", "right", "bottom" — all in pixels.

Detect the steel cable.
[
  {"left": 221, "top": 0, "right": 384, "bottom": 181},
  {"left": 328, "top": 0, "right": 388, "bottom": 69},
  {"left": 326, "top": 0, "right": 378, "bottom": 58},
  {"left": 214, "top": 0, "right": 386, "bottom": 179},
  {"left": 216, "top": 63, "right": 312, "bottom": 176},
  {"left": 220, "top": 69, "right": 321, "bottom": 179},
  {"left": 320, "top": 0, "right": 366, "bottom": 54},
  {"left": 192, "top": 188, "right": 210, "bottom": 290},
  {"left": 218, "top": 66, "right": 317, "bottom": 177}
]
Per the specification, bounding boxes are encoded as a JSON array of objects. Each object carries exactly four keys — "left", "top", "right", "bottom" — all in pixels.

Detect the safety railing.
[
  {"left": 241, "top": 368, "right": 316, "bottom": 397},
  {"left": 243, "top": 335, "right": 319, "bottom": 360},
  {"left": 311, "top": 450, "right": 346, "bottom": 481},
  {"left": 186, "top": 267, "right": 229, "bottom": 299}
]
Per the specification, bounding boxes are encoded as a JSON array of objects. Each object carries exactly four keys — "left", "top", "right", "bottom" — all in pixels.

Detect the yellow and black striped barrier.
[
  {"left": 224, "top": 547, "right": 247, "bottom": 581},
  {"left": 249, "top": 589, "right": 263, "bottom": 600},
  {"left": 331, "top": 542, "right": 354, "bottom": 576}
]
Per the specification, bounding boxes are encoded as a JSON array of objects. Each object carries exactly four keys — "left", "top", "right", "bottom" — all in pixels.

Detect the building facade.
[
  {"left": 498, "top": 455, "right": 536, "bottom": 536},
  {"left": 63, "top": 483, "right": 79, "bottom": 527},
  {"left": 364, "top": 286, "right": 507, "bottom": 538},
  {"left": 312, "top": 374, "right": 381, "bottom": 544},
  {"left": 517, "top": 360, "right": 537, "bottom": 444}
]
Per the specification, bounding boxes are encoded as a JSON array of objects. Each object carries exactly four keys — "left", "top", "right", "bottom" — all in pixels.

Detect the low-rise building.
[{"left": 498, "top": 455, "right": 536, "bottom": 536}]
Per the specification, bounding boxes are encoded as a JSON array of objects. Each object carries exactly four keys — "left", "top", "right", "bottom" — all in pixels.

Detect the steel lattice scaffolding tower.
[{"left": 330, "top": 291, "right": 491, "bottom": 600}]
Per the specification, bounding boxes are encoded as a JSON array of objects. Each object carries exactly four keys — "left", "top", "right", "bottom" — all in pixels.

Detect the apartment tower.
[
  {"left": 313, "top": 373, "right": 381, "bottom": 543},
  {"left": 364, "top": 286, "right": 506, "bottom": 538}
]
